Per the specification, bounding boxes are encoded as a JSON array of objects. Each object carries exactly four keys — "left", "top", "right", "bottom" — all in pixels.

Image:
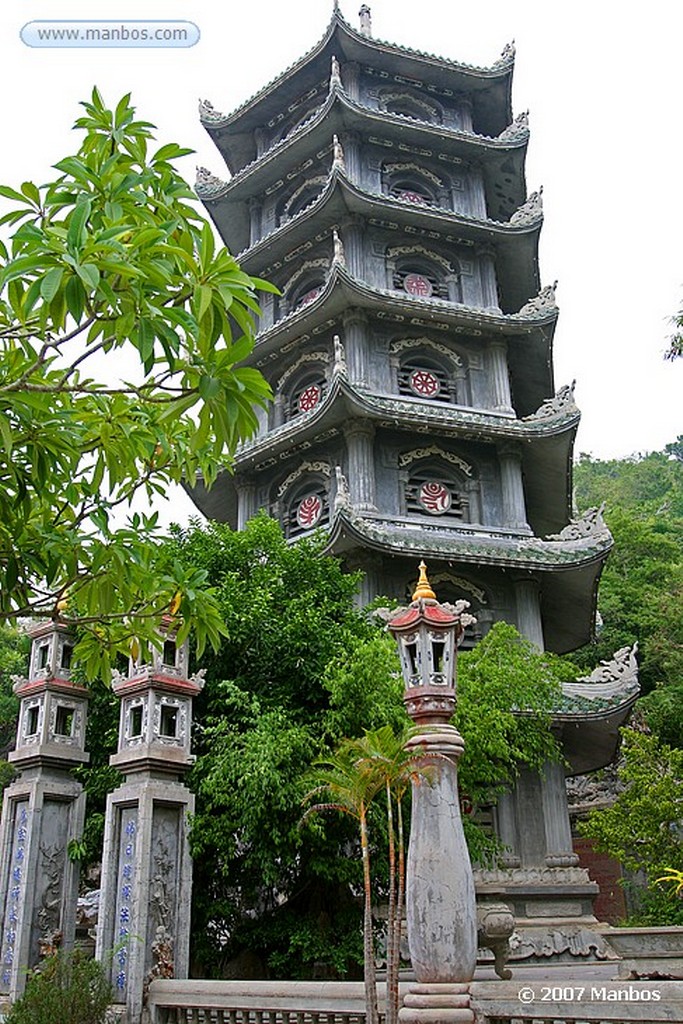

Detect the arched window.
[
  {"left": 380, "top": 89, "right": 442, "bottom": 125},
  {"left": 382, "top": 163, "right": 443, "bottom": 207},
  {"left": 278, "top": 175, "right": 327, "bottom": 225},
  {"left": 393, "top": 261, "right": 448, "bottom": 301},
  {"left": 286, "top": 479, "right": 329, "bottom": 537},
  {"left": 399, "top": 356, "right": 454, "bottom": 403},
  {"left": 289, "top": 370, "right": 327, "bottom": 418},
  {"left": 404, "top": 460, "right": 470, "bottom": 521},
  {"left": 280, "top": 259, "right": 330, "bottom": 318}
]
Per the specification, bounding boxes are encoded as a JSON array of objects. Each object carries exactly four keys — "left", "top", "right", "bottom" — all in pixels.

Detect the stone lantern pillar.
[
  {"left": 0, "top": 621, "right": 89, "bottom": 1001},
  {"left": 386, "top": 564, "right": 477, "bottom": 1024},
  {"left": 96, "top": 629, "right": 204, "bottom": 1024}
]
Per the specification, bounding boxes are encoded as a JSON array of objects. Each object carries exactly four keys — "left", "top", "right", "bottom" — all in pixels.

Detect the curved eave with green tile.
[
  {"left": 251, "top": 263, "right": 558, "bottom": 415},
  {"left": 203, "top": 87, "right": 527, "bottom": 224},
  {"left": 202, "top": 10, "right": 514, "bottom": 175},
  {"left": 203, "top": 169, "right": 541, "bottom": 315},
  {"left": 324, "top": 508, "right": 611, "bottom": 654}
]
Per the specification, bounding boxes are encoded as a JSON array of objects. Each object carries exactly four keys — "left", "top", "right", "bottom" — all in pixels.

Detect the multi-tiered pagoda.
[{"left": 190, "top": 5, "right": 638, "bottom": 964}]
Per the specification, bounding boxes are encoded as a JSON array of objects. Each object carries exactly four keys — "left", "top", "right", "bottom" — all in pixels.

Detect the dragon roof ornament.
[
  {"left": 496, "top": 111, "right": 529, "bottom": 144},
  {"left": 198, "top": 98, "right": 229, "bottom": 126},
  {"left": 524, "top": 380, "right": 577, "bottom": 421},
  {"left": 195, "top": 166, "right": 230, "bottom": 199},
  {"left": 546, "top": 503, "right": 609, "bottom": 542},
  {"left": 510, "top": 187, "right": 543, "bottom": 226},
  {"left": 492, "top": 41, "right": 516, "bottom": 69},
  {"left": 512, "top": 281, "right": 558, "bottom": 319}
]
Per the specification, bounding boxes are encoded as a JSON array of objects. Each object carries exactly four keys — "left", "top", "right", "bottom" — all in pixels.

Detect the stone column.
[
  {"left": 0, "top": 622, "right": 88, "bottom": 1001},
  {"left": 96, "top": 633, "right": 204, "bottom": 1024},
  {"left": 342, "top": 62, "right": 360, "bottom": 102},
  {"left": 542, "top": 759, "right": 579, "bottom": 868},
  {"left": 499, "top": 445, "right": 529, "bottom": 530},
  {"left": 248, "top": 197, "right": 262, "bottom": 246},
  {"left": 489, "top": 340, "right": 514, "bottom": 412},
  {"left": 465, "top": 479, "right": 482, "bottom": 525},
  {"left": 344, "top": 418, "right": 377, "bottom": 511},
  {"left": 342, "top": 308, "right": 369, "bottom": 386},
  {"left": 513, "top": 576, "right": 544, "bottom": 650},
  {"left": 341, "top": 214, "right": 365, "bottom": 279},
  {"left": 340, "top": 131, "right": 361, "bottom": 184},
  {"left": 236, "top": 478, "right": 258, "bottom": 530},
  {"left": 477, "top": 246, "right": 500, "bottom": 311}
]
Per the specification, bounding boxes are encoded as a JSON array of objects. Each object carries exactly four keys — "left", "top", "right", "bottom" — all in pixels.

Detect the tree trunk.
[{"left": 360, "top": 809, "right": 379, "bottom": 1024}]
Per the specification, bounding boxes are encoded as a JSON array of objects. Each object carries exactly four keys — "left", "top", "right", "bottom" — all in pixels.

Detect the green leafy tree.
[
  {"left": 573, "top": 446, "right": 683, "bottom": 743},
  {"left": 579, "top": 729, "right": 683, "bottom": 924},
  {"left": 160, "top": 515, "right": 571, "bottom": 978},
  {"left": 0, "top": 90, "right": 276, "bottom": 679},
  {"left": 0, "top": 622, "right": 28, "bottom": 755},
  {"left": 4, "top": 949, "right": 112, "bottom": 1024}
]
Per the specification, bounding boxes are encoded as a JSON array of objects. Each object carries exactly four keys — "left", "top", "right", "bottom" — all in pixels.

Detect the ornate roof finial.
[
  {"left": 412, "top": 561, "right": 436, "bottom": 602},
  {"left": 332, "top": 134, "right": 346, "bottom": 171},
  {"left": 330, "top": 55, "right": 342, "bottom": 91},
  {"left": 332, "top": 228, "right": 345, "bottom": 266},
  {"left": 359, "top": 4, "right": 372, "bottom": 37}
]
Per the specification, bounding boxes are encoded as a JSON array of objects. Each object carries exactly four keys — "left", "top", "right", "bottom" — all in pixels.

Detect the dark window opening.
[
  {"left": 26, "top": 705, "right": 40, "bottom": 736},
  {"left": 159, "top": 704, "right": 179, "bottom": 739},
  {"left": 162, "top": 640, "right": 176, "bottom": 668},
  {"left": 54, "top": 705, "right": 74, "bottom": 737},
  {"left": 129, "top": 705, "right": 143, "bottom": 738},
  {"left": 60, "top": 644, "right": 73, "bottom": 671}
]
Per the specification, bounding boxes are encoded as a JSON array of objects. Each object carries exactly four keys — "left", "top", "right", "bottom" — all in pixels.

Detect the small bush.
[{"left": 5, "top": 949, "right": 112, "bottom": 1024}]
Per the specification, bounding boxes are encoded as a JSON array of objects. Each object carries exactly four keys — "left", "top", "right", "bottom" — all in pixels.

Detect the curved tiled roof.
[{"left": 200, "top": 9, "right": 514, "bottom": 132}]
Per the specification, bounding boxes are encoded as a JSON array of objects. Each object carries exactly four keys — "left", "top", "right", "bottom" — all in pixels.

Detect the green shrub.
[{"left": 4, "top": 949, "right": 112, "bottom": 1024}]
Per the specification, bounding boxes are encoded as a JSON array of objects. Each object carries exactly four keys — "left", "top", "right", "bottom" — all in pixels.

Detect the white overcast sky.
[{"left": 1, "top": 0, "right": 681, "bottom": 523}]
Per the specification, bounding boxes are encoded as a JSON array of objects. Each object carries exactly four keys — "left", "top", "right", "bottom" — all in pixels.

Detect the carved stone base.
[{"left": 399, "top": 983, "right": 474, "bottom": 1024}]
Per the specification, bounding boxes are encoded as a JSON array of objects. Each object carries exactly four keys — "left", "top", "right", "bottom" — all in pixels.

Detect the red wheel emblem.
[
  {"left": 403, "top": 273, "right": 432, "bottom": 298},
  {"left": 297, "top": 494, "right": 323, "bottom": 529},
  {"left": 418, "top": 481, "right": 451, "bottom": 515},
  {"left": 298, "top": 384, "right": 322, "bottom": 414},
  {"left": 298, "top": 287, "right": 321, "bottom": 308},
  {"left": 398, "top": 190, "right": 426, "bottom": 205},
  {"left": 409, "top": 369, "right": 440, "bottom": 398}
]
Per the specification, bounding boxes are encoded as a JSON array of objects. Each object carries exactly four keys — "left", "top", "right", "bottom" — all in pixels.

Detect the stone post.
[
  {"left": 489, "top": 341, "right": 514, "bottom": 413},
  {"left": 0, "top": 621, "right": 88, "bottom": 1001},
  {"left": 499, "top": 445, "right": 529, "bottom": 530},
  {"left": 387, "top": 565, "right": 477, "bottom": 1024},
  {"left": 96, "top": 630, "right": 204, "bottom": 1024}
]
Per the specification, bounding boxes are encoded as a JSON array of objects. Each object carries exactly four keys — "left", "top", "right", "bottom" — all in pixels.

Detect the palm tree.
[
  {"left": 303, "top": 726, "right": 432, "bottom": 1024},
  {"left": 303, "top": 739, "right": 384, "bottom": 1024}
]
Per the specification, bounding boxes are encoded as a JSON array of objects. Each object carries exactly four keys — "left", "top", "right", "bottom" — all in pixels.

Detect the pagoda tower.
[{"left": 191, "top": 6, "right": 637, "bottom": 963}]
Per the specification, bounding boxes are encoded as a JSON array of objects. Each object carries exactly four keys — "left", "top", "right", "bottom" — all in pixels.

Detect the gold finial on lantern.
[{"left": 412, "top": 561, "right": 436, "bottom": 602}]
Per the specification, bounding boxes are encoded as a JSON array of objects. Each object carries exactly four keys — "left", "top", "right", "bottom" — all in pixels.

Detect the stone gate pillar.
[
  {"left": 0, "top": 621, "right": 88, "bottom": 1001},
  {"left": 96, "top": 630, "right": 204, "bottom": 1024}
]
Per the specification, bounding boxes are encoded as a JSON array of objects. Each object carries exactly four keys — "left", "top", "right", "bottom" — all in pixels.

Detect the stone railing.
[
  {"left": 148, "top": 979, "right": 683, "bottom": 1024},
  {"left": 469, "top": 979, "right": 683, "bottom": 1024},
  {"left": 147, "top": 980, "right": 389, "bottom": 1024}
]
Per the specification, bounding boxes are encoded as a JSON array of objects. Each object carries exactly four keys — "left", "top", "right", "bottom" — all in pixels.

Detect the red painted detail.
[
  {"left": 419, "top": 481, "right": 451, "bottom": 514},
  {"left": 398, "top": 190, "right": 426, "bottom": 205},
  {"left": 296, "top": 494, "right": 323, "bottom": 529},
  {"left": 404, "top": 273, "right": 433, "bottom": 298},
  {"left": 409, "top": 369, "right": 441, "bottom": 398},
  {"left": 298, "top": 383, "right": 322, "bottom": 414}
]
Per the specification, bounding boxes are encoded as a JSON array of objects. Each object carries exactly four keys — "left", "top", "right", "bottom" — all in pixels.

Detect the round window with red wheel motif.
[
  {"left": 403, "top": 273, "right": 433, "bottom": 298},
  {"left": 297, "top": 384, "right": 322, "bottom": 414},
  {"left": 397, "top": 190, "right": 426, "bottom": 205},
  {"left": 418, "top": 481, "right": 451, "bottom": 515},
  {"left": 298, "top": 286, "right": 321, "bottom": 307},
  {"left": 409, "top": 369, "right": 441, "bottom": 398},
  {"left": 296, "top": 494, "right": 323, "bottom": 529}
]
